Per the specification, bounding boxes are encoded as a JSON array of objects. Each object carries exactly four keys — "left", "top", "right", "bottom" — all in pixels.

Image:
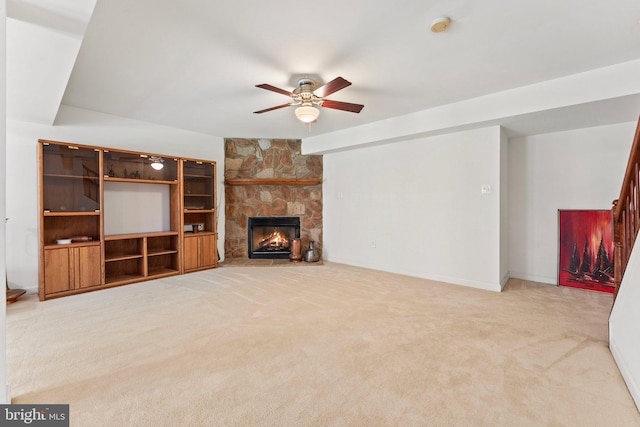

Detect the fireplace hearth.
[{"left": 248, "top": 217, "right": 301, "bottom": 259}]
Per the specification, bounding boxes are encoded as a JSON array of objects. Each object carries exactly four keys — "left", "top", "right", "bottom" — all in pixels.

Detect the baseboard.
[
  {"left": 508, "top": 271, "right": 557, "bottom": 285},
  {"left": 325, "top": 257, "right": 503, "bottom": 292},
  {"left": 500, "top": 271, "right": 510, "bottom": 290},
  {"left": 609, "top": 333, "right": 640, "bottom": 411}
]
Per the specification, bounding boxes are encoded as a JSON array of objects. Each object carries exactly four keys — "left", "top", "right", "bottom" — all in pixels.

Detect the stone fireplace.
[{"left": 224, "top": 139, "right": 322, "bottom": 259}]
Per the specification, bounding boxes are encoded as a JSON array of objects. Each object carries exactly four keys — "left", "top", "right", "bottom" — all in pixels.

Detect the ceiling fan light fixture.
[{"left": 295, "top": 105, "right": 320, "bottom": 123}]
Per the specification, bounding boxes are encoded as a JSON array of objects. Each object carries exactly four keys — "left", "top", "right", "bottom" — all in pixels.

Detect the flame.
[
  {"left": 269, "top": 231, "right": 286, "bottom": 245},
  {"left": 258, "top": 230, "right": 289, "bottom": 249}
]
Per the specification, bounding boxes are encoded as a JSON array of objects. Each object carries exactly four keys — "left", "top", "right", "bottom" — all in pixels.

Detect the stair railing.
[{"left": 612, "top": 116, "right": 640, "bottom": 298}]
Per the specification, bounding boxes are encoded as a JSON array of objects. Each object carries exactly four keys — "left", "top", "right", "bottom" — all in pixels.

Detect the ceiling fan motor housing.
[{"left": 294, "top": 79, "right": 320, "bottom": 106}]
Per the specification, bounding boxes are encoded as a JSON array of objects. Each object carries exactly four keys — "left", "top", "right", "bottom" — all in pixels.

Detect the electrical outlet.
[
  {"left": 371, "top": 240, "right": 377, "bottom": 248},
  {"left": 481, "top": 184, "right": 491, "bottom": 194}
]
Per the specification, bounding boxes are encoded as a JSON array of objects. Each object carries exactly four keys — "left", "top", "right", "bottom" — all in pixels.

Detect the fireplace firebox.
[{"left": 248, "top": 217, "right": 301, "bottom": 259}]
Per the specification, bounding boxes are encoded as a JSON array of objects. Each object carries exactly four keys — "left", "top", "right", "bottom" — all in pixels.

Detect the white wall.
[
  {"left": 6, "top": 106, "right": 225, "bottom": 291},
  {"left": 509, "top": 122, "right": 635, "bottom": 284},
  {"left": 1, "top": 0, "right": 9, "bottom": 404},
  {"left": 499, "top": 128, "right": 509, "bottom": 287},
  {"left": 610, "top": 242, "right": 640, "bottom": 410},
  {"left": 323, "top": 126, "right": 504, "bottom": 291}
]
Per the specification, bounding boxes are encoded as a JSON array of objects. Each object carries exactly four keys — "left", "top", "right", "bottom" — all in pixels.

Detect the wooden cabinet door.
[
  {"left": 183, "top": 236, "right": 200, "bottom": 271},
  {"left": 44, "top": 245, "right": 102, "bottom": 296},
  {"left": 76, "top": 245, "right": 102, "bottom": 288},
  {"left": 44, "top": 247, "right": 73, "bottom": 294},
  {"left": 201, "top": 235, "right": 217, "bottom": 268}
]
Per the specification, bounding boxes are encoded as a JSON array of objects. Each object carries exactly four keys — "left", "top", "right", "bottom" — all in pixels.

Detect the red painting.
[{"left": 558, "top": 210, "right": 614, "bottom": 293}]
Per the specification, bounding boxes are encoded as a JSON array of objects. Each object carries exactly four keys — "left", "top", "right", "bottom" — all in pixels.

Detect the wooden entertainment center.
[{"left": 38, "top": 140, "right": 218, "bottom": 300}]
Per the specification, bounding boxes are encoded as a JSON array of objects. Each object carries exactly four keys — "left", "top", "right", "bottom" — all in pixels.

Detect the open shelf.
[
  {"left": 147, "top": 267, "right": 180, "bottom": 277},
  {"left": 105, "top": 257, "right": 144, "bottom": 285},
  {"left": 103, "top": 231, "right": 179, "bottom": 283},
  {"left": 43, "top": 215, "right": 100, "bottom": 246},
  {"left": 105, "top": 238, "right": 143, "bottom": 258},
  {"left": 148, "top": 252, "right": 179, "bottom": 275},
  {"left": 105, "top": 273, "right": 146, "bottom": 286}
]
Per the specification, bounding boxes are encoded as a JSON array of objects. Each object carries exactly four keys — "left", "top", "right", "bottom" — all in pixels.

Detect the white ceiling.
[{"left": 7, "top": 0, "right": 640, "bottom": 140}]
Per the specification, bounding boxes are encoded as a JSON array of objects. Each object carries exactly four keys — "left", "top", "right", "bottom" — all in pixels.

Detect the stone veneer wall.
[{"left": 224, "top": 138, "right": 322, "bottom": 258}]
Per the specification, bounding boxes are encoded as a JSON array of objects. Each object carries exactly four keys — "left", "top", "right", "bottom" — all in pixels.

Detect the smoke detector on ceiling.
[{"left": 430, "top": 16, "right": 451, "bottom": 33}]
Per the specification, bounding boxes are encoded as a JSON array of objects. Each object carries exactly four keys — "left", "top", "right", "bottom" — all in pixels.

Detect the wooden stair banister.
[{"left": 612, "top": 116, "right": 640, "bottom": 298}]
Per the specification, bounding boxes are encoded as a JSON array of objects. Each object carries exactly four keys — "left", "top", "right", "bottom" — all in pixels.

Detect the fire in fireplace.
[{"left": 248, "top": 217, "right": 301, "bottom": 259}]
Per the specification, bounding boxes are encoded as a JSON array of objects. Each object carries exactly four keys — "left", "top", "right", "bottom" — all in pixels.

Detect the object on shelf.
[{"left": 56, "top": 239, "right": 72, "bottom": 245}]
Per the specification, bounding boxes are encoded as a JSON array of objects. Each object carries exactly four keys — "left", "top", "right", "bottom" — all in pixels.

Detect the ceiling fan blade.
[
  {"left": 314, "top": 77, "right": 352, "bottom": 97},
  {"left": 255, "top": 84, "right": 295, "bottom": 97},
  {"left": 253, "top": 103, "right": 292, "bottom": 114},
  {"left": 320, "top": 99, "right": 364, "bottom": 113}
]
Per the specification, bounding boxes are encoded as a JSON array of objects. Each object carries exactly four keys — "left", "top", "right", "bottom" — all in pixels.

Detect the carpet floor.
[{"left": 6, "top": 262, "right": 640, "bottom": 426}]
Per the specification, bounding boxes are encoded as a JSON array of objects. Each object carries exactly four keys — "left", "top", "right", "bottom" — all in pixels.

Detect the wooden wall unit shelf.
[
  {"left": 104, "top": 231, "right": 179, "bottom": 286},
  {"left": 38, "top": 140, "right": 217, "bottom": 300}
]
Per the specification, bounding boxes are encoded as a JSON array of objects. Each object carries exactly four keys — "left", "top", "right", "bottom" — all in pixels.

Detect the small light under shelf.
[{"left": 150, "top": 157, "right": 164, "bottom": 170}]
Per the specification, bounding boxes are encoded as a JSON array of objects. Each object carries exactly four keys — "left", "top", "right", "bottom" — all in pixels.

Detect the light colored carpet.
[{"left": 6, "top": 262, "right": 640, "bottom": 426}]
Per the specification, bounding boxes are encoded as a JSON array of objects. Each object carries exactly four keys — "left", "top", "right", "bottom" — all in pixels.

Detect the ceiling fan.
[{"left": 254, "top": 77, "right": 364, "bottom": 124}]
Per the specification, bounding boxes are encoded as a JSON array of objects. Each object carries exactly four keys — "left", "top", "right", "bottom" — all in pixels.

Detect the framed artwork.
[{"left": 558, "top": 210, "right": 614, "bottom": 293}]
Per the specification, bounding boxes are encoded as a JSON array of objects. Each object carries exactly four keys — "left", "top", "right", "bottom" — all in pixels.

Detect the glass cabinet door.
[
  {"left": 183, "top": 160, "right": 215, "bottom": 210},
  {"left": 42, "top": 143, "right": 100, "bottom": 213},
  {"left": 103, "top": 150, "right": 178, "bottom": 182}
]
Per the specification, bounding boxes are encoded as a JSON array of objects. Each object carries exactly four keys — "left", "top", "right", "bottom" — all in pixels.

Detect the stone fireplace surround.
[{"left": 224, "top": 138, "right": 322, "bottom": 259}]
